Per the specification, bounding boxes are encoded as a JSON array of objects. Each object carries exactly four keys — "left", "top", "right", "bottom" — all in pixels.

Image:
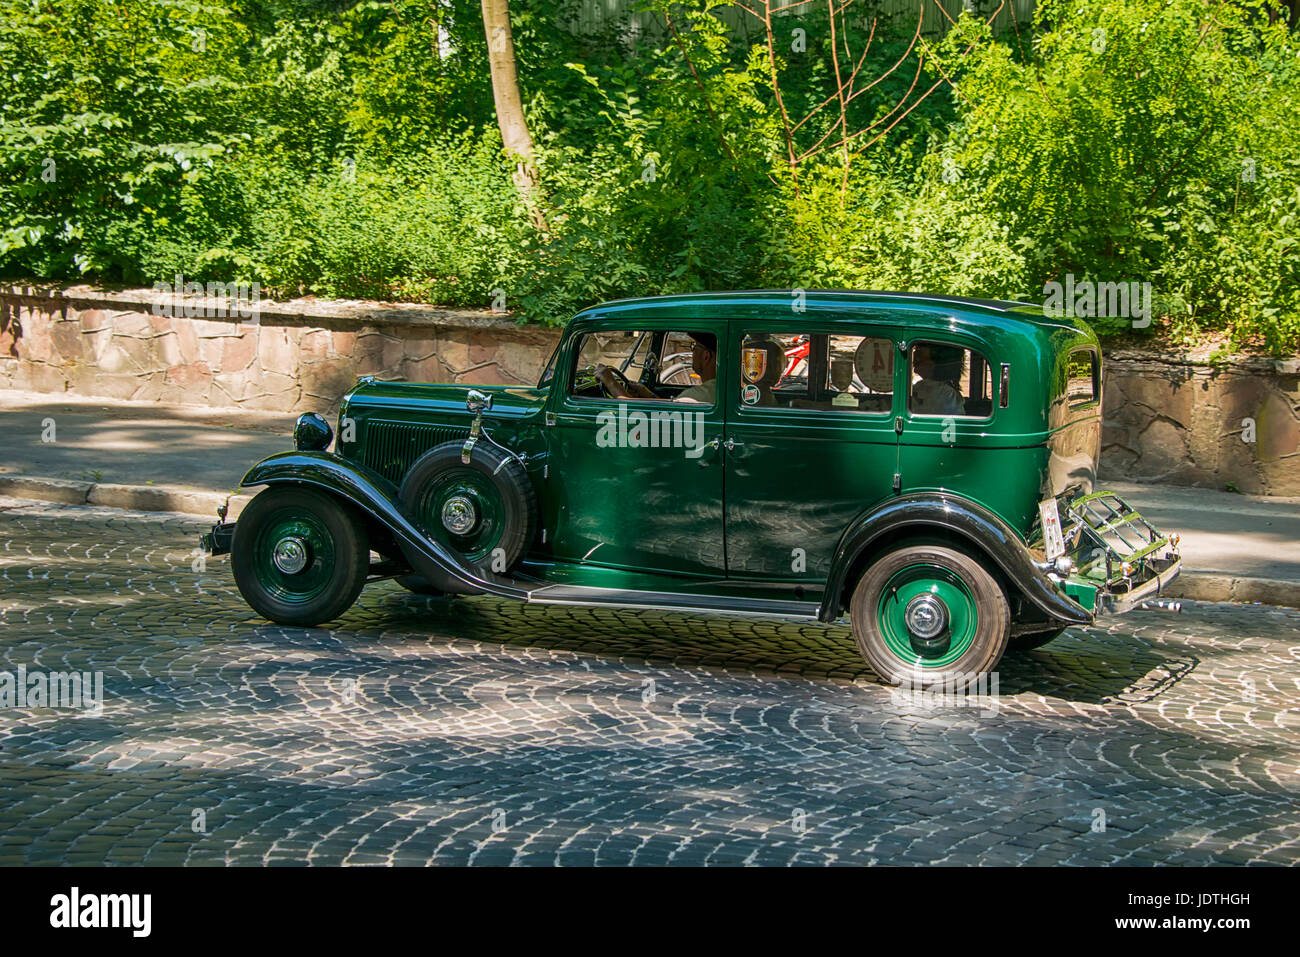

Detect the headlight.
[{"left": 294, "top": 412, "right": 333, "bottom": 451}]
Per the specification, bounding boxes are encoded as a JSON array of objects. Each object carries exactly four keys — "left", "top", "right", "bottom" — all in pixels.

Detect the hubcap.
[
  {"left": 413, "top": 467, "right": 504, "bottom": 564},
  {"left": 272, "top": 536, "right": 310, "bottom": 574},
  {"left": 251, "top": 508, "right": 336, "bottom": 605},
  {"left": 877, "top": 564, "right": 980, "bottom": 668},
  {"left": 904, "top": 594, "right": 948, "bottom": 639},
  {"left": 441, "top": 495, "right": 478, "bottom": 535}
]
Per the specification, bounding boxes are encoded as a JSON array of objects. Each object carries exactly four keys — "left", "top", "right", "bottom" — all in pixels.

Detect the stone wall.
[
  {"left": 2, "top": 284, "right": 1297, "bottom": 494},
  {"left": 0, "top": 284, "right": 560, "bottom": 414},
  {"left": 1100, "top": 351, "right": 1299, "bottom": 497}
]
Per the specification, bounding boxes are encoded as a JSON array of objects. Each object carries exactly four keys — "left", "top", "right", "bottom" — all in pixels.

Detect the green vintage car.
[{"left": 202, "top": 291, "right": 1182, "bottom": 690}]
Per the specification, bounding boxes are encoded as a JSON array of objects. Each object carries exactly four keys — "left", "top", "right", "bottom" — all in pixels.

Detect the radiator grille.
[{"left": 362, "top": 420, "right": 467, "bottom": 484}]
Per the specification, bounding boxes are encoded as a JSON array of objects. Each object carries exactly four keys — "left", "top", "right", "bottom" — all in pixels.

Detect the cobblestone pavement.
[{"left": 1, "top": 496, "right": 1298, "bottom": 866}]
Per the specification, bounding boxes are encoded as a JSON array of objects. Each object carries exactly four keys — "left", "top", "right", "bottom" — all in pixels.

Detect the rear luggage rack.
[
  {"left": 1060, "top": 490, "right": 1181, "bottom": 613},
  {"left": 1067, "top": 491, "right": 1173, "bottom": 564}
]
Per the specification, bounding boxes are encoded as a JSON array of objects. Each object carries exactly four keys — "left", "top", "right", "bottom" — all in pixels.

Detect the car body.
[{"left": 204, "top": 290, "right": 1182, "bottom": 690}]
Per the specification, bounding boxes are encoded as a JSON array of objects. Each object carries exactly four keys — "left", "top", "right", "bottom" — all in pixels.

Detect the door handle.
[
  {"left": 724, "top": 438, "right": 744, "bottom": 451},
  {"left": 708, "top": 436, "right": 721, "bottom": 450}
]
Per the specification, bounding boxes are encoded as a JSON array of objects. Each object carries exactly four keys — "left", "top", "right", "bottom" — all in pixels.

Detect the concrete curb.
[
  {"left": 1171, "top": 572, "right": 1300, "bottom": 609},
  {"left": 0, "top": 475, "right": 250, "bottom": 519},
  {"left": 2, "top": 474, "right": 1298, "bottom": 610}
]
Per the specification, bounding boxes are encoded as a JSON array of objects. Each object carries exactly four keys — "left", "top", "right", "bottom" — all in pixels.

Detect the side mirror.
[{"left": 466, "top": 389, "right": 493, "bottom": 414}]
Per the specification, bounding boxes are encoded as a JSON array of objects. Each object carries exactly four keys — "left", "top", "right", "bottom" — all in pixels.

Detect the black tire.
[
  {"left": 399, "top": 440, "right": 536, "bottom": 574},
  {"left": 231, "top": 485, "right": 369, "bottom": 626},
  {"left": 849, "top": 544, "right": 1010, "bottom": 691},
  {"left": 1007, "top": 627, "right": 1066, "bottom": 652}
]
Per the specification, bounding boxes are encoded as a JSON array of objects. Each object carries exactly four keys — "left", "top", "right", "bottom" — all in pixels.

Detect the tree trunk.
[{"left": 480, "top": 0, "right": 541, "bottom": 212}]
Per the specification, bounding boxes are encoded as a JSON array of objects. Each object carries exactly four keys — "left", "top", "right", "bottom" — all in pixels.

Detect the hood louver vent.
[{"left": 362, "top": 420, "right": 468, "bottom": 484}]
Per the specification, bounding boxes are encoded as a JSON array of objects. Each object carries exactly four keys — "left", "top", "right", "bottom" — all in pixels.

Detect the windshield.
[{"left": 537, "top": 340, "right": 562, "bottom": 389}]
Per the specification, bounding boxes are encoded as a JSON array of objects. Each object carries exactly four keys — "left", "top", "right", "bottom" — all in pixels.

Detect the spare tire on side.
[{"left": 398, "top": 439, "right": 536, "bottom": 576}]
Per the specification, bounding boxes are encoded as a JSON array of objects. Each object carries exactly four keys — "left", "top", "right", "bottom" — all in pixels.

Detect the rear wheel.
[
  {"left": 231, "top": 486, "right": 369, "bottom": 626},
  {"left": 850, "top": 544, "right": 1010, "bottom": 691}
]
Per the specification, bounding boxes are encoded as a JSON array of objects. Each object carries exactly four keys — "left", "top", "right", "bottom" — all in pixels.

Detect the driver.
[{"left": 596, "top": 332, "right": 717, "bottom": 404}]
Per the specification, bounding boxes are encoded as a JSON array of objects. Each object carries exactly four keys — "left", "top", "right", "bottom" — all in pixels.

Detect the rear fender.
[{"left": 820, "top": 492, "right": 1093, "bottom": 628}]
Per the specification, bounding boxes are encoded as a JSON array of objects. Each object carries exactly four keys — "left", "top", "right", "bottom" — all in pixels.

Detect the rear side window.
[
  {"left": 737, "top": 332, "right": 894, "bottom": 413},
  {"left": 1065, "top": 348, "right": 1100, "bottom": 408},
  {"left": 908, "top": 341, "right": 994, "bottom": 418}
]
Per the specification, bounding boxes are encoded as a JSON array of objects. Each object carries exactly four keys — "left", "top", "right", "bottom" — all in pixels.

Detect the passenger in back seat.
[{"left": 911, "top": 344, "right": 965, "bottom": 416}]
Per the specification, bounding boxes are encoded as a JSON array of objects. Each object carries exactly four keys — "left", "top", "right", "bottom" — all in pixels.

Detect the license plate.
[{"left": 1040, "top": 498, "right": 1066, "bottom": 562}]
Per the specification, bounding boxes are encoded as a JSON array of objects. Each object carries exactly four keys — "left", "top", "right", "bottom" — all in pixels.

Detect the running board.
[{"left": 522, "top": 583, "right": 821, "bottom": 620}]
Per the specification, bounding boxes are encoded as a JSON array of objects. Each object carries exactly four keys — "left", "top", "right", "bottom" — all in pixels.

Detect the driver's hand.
[{"left": 594, "top": 364, "right": 615, "bottom": 390}]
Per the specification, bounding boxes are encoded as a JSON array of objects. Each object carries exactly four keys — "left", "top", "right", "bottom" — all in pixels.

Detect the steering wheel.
[
  {"left": 597, "top": 365, "right": 632, "bottom": 397},
  {"left": 572, "top": 364, "right": 633, "bottom": 398}
]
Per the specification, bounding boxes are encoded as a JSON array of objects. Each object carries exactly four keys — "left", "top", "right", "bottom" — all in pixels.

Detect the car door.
[
  {"left": 546, "top": 321, "right": 729, "bottom": 577},
  {"left": 723, "top": 322, "right": 902, "bottom": 585}
]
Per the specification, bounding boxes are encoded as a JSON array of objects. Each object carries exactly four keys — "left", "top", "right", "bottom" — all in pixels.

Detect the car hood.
[{"left": 340, "top": 379, "right": 549, "bottom": 421}]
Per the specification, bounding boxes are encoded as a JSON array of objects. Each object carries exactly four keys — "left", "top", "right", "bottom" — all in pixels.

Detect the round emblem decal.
[
  {"left": 741, "top": 384, "right": 760, "bottom": 405},
  {"left": 855, "top": 337, "right": 895, "bottom": 393}
]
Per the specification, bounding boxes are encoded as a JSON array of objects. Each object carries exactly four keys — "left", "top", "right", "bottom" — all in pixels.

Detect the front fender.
[
  {"left": 819, "top": 492, "right": 1093, "bottom": 627},
  {"left": 241, "top": 451, "right": 530, "bottom": 600}
]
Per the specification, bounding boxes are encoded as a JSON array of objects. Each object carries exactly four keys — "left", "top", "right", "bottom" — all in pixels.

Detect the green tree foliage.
[{"left": 0, "top": 0, "right": 1295, "bottom": 352}]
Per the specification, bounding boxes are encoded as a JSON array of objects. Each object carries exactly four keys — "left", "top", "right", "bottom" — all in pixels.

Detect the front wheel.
[
  {"left": 231, "top": 486, "right": 369, "bottom": 626},
  {"left": 850, "top": 544, "right": 1009, "bottom": 691}
]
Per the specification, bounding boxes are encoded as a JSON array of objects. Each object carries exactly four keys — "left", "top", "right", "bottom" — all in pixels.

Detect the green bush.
[
  {"left": 241, "top": 136, "right": 529, "bottom": 305},
  {"left": 933, "top": 0, "right": 1300, "bottom": 349},
  {"left": 0, "top": 0, "right": 1295, "bottom": 354}
]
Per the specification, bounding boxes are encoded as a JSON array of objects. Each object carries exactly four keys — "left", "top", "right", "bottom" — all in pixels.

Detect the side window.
[
  {"left": 1066, "top": 348, "right": 1100, "bottom": 408},
  {"left": 737, "top": 332, "right": 894, "bottom": 413},
  {"left": 908, "top": 341, "right": 993, "bottom": 419},
  {"left": 569, "top": 330, "right": 650, "bottom": 400},
  {"left": 569, "top": 329, "right": 717, "bottom": 406},
  {"left": 827, "top": 335, "right": 894, "bottom": 413},
  {"left": 737, "top": 333, "right": 807, "bottom": 407}
]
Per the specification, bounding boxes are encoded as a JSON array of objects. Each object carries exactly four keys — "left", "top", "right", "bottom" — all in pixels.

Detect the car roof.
[
  {"left": 572, "top": 289, "right": 1098, "bottom": 342},
  {"left": 590, "top": 289, "right": 1036, "bottom": 315}
]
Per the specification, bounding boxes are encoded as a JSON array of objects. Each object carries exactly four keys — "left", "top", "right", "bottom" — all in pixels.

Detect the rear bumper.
[{"left": 1095, "top": 555, "right": 1182, "bottom": 615}]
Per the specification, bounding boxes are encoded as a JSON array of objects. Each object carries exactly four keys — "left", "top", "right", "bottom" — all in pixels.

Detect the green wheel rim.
[
  {"left": 876, "top": 563, "right": 979, "bottom": 669},
  {"left": 251, "top": 505, "right": 337, "bottom": 605},
  {"left": 414, "top": 466, "right": 504, "bottom": 564}
]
